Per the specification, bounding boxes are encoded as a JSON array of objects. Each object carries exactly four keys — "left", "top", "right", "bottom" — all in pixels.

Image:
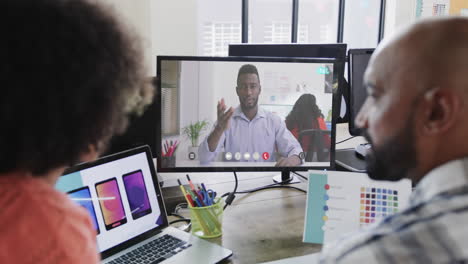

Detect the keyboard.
[{"left": 107, "top": 234, "right": 192, "bottom": 264}]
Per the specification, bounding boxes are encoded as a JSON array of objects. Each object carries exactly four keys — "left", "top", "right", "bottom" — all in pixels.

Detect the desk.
[
  {"left": 166, "top": 172, "right": 320, "bottom": 264},
  {"left": 334, "top": 124, "right": 368, "bottom": 172},
  {"left": 161, "top": 123, "right": 367, "bottom": 263}
]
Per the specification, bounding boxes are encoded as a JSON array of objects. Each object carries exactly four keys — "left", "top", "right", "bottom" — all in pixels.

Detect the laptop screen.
[{"left": 56, "top": 147, "right": 165, "bottom": 253}]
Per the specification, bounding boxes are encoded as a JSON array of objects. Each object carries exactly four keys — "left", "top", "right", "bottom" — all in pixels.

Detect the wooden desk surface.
[
  {"left": 161, "top": 123, "right": 366, "bottom": 263},
  {"left": 167, "top": 172, "right": 322, "bottom": 264}
]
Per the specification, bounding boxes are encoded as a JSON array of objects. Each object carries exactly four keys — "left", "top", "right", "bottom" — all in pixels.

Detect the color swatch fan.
[{"left": 303, "top": 171, "right": 412, "bottom": 245}]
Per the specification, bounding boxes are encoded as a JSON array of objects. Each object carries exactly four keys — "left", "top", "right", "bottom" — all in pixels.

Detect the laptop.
[{"left": 56, "top": 145, "right": 232, "bottom": 263}]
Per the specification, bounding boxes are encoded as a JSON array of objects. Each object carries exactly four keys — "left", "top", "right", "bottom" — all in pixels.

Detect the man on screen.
[{"left": 199, "top": 64, "right": 303, "bottom": 166}]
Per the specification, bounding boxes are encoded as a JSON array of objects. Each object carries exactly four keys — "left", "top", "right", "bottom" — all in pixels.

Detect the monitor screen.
[
  {"left": 157, "top": 56, "right": 342, "bottom": 172},
  {"left": 348, "top": 49, "right": 374, "bottom": 136}
]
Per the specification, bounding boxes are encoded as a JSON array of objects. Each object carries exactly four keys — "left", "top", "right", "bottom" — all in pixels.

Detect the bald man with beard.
[{"left": 319, "top": 17, "right": 468, "bottom": 263}]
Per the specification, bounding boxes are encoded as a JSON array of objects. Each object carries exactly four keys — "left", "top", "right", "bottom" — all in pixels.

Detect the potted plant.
[{"left": 182, "top": 120, "right": 210, "bottom": 160}]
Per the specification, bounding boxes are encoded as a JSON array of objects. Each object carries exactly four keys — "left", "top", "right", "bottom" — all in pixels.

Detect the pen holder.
[
  {"left": 160, "top": 156, "right": 176, "bottom": 168},
  {"left": 189, "top": 198, "right": 224, "bottom": 238}
]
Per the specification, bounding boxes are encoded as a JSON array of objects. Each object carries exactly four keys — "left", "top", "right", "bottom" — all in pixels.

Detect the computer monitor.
[
  {"left": 157, "top": 56, "right": 343, "bottom": 181},
  {"left": 229, "top": 43, "right": 347, "bottom": 60},
  {"left": 348, "top": 49, "right": 374, "bottom": 136},
  {"left": 228, "top": 43, "right": 349, "bottom": 123}
]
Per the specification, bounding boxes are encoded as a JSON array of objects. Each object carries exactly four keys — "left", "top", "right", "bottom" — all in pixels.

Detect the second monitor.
[{"left": 157, "top": 56, "right": 343, "bottom": 174}]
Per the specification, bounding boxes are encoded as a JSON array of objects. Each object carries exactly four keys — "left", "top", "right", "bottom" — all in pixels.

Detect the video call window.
[{"left": 158, "top": 57, "right": 338, "bottom": 170}]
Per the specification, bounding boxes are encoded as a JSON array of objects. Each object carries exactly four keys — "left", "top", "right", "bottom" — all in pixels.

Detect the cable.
[
  {"left": 172, "top": 203, "right": 187, "bottom": 214},
  {"left": 235, "top": 185, "right": 306, "bottom": 194},
  {"left": 336, "top": 136, "right": 356, "bottom": 144},
  {"left": 220, "top": 181, "right": 278, "bottom": 198},
  {"left": 223, "top": 171, "right": 238, "bottom": 210},
  {"left": 292, "top": 171, "right": 308, "bottom": 181},
  {"left": 221, "top": 178, "right": 303, "bottom": 198},
  {"left": 221, "top": 172, "right": 306, "bottom": 209},
  {"left": 168, "top": 213, "right": 185, "bottom": 219},
  {"left": 168, "top": 218, "right": 191, "bottom": 225}
]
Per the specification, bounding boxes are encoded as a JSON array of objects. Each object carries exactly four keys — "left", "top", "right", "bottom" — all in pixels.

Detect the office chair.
[{"left": 298, "top": 129, "right": 331, "bottom": 162}]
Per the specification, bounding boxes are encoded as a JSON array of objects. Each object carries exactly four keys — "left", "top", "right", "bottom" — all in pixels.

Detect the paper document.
[{"left": 303, "top": 170, "right": 411, "bottom": 244}]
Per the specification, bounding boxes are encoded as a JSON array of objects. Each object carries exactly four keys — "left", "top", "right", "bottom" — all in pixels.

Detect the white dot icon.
[{"left": 253, "top": 152, "right": 260, "bottom": 160}]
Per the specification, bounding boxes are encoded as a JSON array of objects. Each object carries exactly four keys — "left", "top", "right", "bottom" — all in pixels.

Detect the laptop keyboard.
[{"left": 107, "top": 234, "right": 192, "bottom": 264}]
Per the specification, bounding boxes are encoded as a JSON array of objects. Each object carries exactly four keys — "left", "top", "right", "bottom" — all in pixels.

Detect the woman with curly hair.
[{"left": 286, "top": 94, "right": 331, "bottom": 161}]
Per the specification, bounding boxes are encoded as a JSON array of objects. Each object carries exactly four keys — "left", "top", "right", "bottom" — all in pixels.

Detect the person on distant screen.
[
  {"left": 319, "top": 17, "right": 468, "bottom": 263},
  {"left": 0, "top": 0, "right": 152, "bottom": 263},
  {"left": 198, "top": 64, "right": 303, "bottom": 166},
  {"left": 285, "top": 94, "right": 331, "bottom": 161}
]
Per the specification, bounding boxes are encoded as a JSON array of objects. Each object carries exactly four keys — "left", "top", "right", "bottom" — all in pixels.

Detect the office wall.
[
  {"left": 151, "top": 0, "right": 198, "bottom": 74},
  {"left": 384, "top": 0, "right": 417, "bottom": 40},
  {"left": 450, "top": 0, "right": 468, "bottom": 15},
  {"left": 101, "top": 0, "right": 152, "bottom": 75}
]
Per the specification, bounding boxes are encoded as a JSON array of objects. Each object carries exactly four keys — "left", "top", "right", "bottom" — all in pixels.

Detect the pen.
[
  {"left": 201, "top": 183, "right": 208, "bottom": 193},
  {"left": 200, "top": 183, "right": 210, "bottom": 205},
  {"left": 198, "top": 186, "right": 210, "bottom": 206},
  {"left": 195, "top": 189, "right": 205, "bottom": 206},
  {"left": 171, "top": 140, "right": 179, "bottom": 156},
  {"left": 186, "top": 189, "right": 196, "bottom": 201},
  {"left": 193, "top": 195, "right": 202, "bottom": 207},
  {"left": 185, "top": 193, "right": 196, "bottom": 207},
  {"left": 179, "top": 179, "right": 196, "bottom": 207},
  {"left": 177, "top": 179, "right": 187, "bottom": 196},
  {"left": 165, "top": 140, "right": 169, "bottom": 154},
  {"left": 186, "top": 174, "right": 196, "bottom": 192},
  {"left": 167, "top": 145, "right": 174, "bottom": 157}
]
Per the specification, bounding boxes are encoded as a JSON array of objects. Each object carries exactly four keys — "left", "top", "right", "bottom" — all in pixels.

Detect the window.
[
  {"left": 264, "top": 22, "right": 291, "bottom": 43},
  {"left": 197, "top": 0, "right": 242, "bottom": 56},
  {"left": 343, "top": 0, "right": 382, "bottom": 49},
  {"left": 298, "top": 0, "right": 340, "bottom": 43},
  {"left": 249, "top": 0, "right": 293, "bottom": 43},
  {"left": 160, "top": 61, "right": 180, "bottom": 136},
  {"left": 202, "top": 22, "right": 242, "bottom": 56},
  {"left": 151, "top": 0, "right": 388, "bottom": 66}
]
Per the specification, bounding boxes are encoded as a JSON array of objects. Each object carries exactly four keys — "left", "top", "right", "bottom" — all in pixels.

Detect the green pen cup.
[{"left": 189, "top": 198, "right": 224, "bottom": 238}]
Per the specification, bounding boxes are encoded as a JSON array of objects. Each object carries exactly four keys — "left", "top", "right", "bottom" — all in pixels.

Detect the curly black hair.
[
  {"left": 237, "top": 64, "right": 260, "bottom": 84},
  {"left": 286, "top": 93, "right": 324, "bottom": 132},
  {"left": 0, "top": 0, "right": 152, "bottom": 175}
]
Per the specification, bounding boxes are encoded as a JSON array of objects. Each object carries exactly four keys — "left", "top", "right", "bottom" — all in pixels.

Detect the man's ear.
[
  {"left": 420, "top": 88, "right": 461, "bottom": 135},
  {"left": 80, "top": 144, "right": 99, "bottom": 163},
  {"left": 236, "top": 86, "right": 240, "bottom": 96}
]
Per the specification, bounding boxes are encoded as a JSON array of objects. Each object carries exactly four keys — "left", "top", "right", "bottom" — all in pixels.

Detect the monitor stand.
[{"left": 272, "top": 171, "right": 300, "bottom": 184}]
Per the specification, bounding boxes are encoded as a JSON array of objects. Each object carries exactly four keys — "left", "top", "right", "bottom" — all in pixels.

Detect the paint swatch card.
[{"left": 303, "top": 170, "right": 411, "bottom": 245}]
